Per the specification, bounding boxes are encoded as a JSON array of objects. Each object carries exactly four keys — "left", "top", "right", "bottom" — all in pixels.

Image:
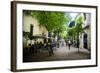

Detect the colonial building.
[
  {"left": 79, "top": 13, "right": 91, "bottom": 50},
  {"left": 23, "top": 13, "right": 48, "bottom": 47}
]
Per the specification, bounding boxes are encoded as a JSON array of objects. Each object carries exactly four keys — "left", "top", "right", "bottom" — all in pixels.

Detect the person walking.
[
  {"left": 68, "top": 40, "right": 71, "bottom": 50},
  {"left": 48, "top": 39, "right": 54, "bottom": 56},
  {"left": 65, "top": 40, "right": 68, "bottom": 47}
]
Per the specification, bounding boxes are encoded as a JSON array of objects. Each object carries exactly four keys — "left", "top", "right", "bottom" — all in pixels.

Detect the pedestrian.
[
  {"left": 28, "top": 44, "right": 31, "bottom": 53},
  {"left": 68, "top": 40, "right": 71, "bottom": 50},
  {"left": 65, "top": 40, "right": 68, "bottom": 47},
  {"left": 31, "top": 44, "right": 35, "bottom": 56},
  {"left": 48, "top": 39, "right": 54, "bottom": 56}
]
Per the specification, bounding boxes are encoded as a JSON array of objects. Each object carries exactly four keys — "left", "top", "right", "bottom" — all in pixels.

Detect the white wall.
[{"left": 0, "top": 0, "right": 99, "bottom": 73}]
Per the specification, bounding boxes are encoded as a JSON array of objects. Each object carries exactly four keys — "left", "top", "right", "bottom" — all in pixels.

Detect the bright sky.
[{"left": 69, "top": 13, "right": 78, "bottom": 21}]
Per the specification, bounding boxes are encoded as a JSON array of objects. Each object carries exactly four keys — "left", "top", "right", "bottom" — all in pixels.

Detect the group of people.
[
  {"left": 59, "top": 39, "right": 72, "bottom": 50},
  {"left": 24, "top": 38, "right": 73, "bottom": 57},
  {"left": 24, "top": 39, "right": 57, "bottom": 56}
]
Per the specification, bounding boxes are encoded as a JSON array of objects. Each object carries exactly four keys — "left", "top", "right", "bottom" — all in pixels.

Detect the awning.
[{"left": 30, "top": 35, "right": 53, "bottom": 39}]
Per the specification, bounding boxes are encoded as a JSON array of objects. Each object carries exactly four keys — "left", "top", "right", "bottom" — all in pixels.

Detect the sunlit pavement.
[
  {"left": 55, "top": 46, "right": 90, "bottom": 56},
  {"left": 23, "top": 46, "right": 91, "bottom": 62},
  {"left": 50, "top": 46, "right": 90, "bottom": 60}
]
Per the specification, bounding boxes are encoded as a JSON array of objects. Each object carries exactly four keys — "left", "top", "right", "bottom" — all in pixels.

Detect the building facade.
[
  {"left": 23, "top": 14, "right": 48, "bottom": 47},
  {"left": 79, "top": 13, "right": 91, "bottom": 50}
]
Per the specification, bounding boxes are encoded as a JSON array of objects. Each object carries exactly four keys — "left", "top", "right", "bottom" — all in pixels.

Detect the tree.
[
  {"left": 67, "top": 14, "right": 84, "bottom": 46},
  {"left": 75, "top": 14, "right": 84, "bottom": 49},
  {"left": 75, "top": 15, "right": 84, "bottom": 34},
  {"left": 23, "top": 10, "right": 70, "bottom": 39}
]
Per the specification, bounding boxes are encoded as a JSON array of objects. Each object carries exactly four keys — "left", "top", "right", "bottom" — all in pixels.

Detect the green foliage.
[
  {"left": 23, "top": 10, "right": 71, "bottom": 39},
  {"left": 67, "top": 14, "right": 84, "bottom": 40},
  {"left": 59, "top": 31, "right": 67, "bottom": 38},
  {"left": 23, "top": 10, "right": 69, "bottom": 33},
  {"left": 75, "top": 15, "right": 84, "bottom": 34}
]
